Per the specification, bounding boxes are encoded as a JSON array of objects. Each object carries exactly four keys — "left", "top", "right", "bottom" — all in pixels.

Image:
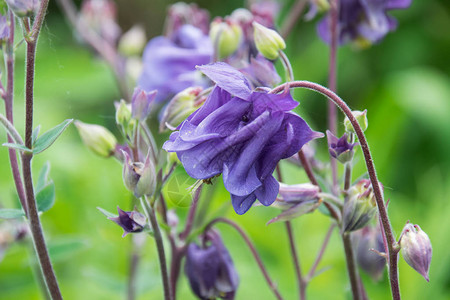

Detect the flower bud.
[
  {"left": 354, "top": 226, "right": 386, "bottom": 281},
  {"left": 342, "top": 179, "right": 379, "bottom": 232},
  {"left": 75, "top": 121, "right": 117, "bottom": 157},
  {"left": 115, "top": 99, "right": 132, "bottom": 127},
  {"left": 209, "top": 18, "right": 242, "bottom": 59},
  {"left": 131, "top": 87, "right": 156, "bottom": 121},
  {"left": 159, "top": 87, "right": 202, "bottom": 132},
  {"left": 122, "top": 150, "right": 156, "bottom": 198},
  {"left": 326, "top": 130, "right": 357, "bottom": 164},
  {"left": 0, "top": 15, "right": 10, "bottom": 47},
  {"left": 185, "top": 231, "right": 239, "bottom": 299},
  {"left": 118, "top": 25, "right": 146, "bottom": 56},
  {"left": 252, "top": 21, "right": 285, "bottom": 60},
  {"left": 344, "top": 110, "right": 368, "bottom": 133},
  {"left": 108, "top": 207, "right": 147, "bottom": 237},
  {"left": 5, "top": 0, "right": 39, "bottom": 18},
  {"left": 400, "top": 223, "right": 432, "bottom": 281}
]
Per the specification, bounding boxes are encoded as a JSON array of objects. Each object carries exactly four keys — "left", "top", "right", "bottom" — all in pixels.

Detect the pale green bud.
[
  {"left": 210, "top": 19, "right": 242, "bottom": 59},
  {"left": 75, "top": 121, "right": 117, "bottom": 157},
  {"left": 252, "top": 21, "right": 285, "bottom": 60},
  {"left": 115, "top": 99, "right": 132, "bottom": 127},
  {"left": 344, "top": 109, "right": 368, "bottom": 133},
  {"left": 118, "top": 25, "right": 146, "bottom": 56}
]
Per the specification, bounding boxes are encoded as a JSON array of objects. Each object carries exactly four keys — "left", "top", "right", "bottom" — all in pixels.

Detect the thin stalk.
[
  {"left": 179, "top": 184, "right": 203, "bottom": 240},
  {"left": 307, "top": 224, "right": 336, "bottom": 280},
  {"left": 280, "top": 0, "right": 307, "bottom": 38},
  {"left": 279, "top": 50, "right": 294, "bottom": 82},
  {"left": 141, "top": 196, "right": 172, "bottom": 300},
  {"left": 270, "top": 81, "right": 400, "bottom": 300},
  {"left": 127, "top": 250, "right": 139, "bottom": 300},
  {"left": 285, "top": 221, "right": 306, "bottom": 300},
  {"left": 342, "top": 233, "right": 361, "bottom": 300},
  {"left": 3, "top": 13, "right": 27, "bottom": 213},
  {"left": 205, "top": 218, "right": 284, "bottom": 300}
]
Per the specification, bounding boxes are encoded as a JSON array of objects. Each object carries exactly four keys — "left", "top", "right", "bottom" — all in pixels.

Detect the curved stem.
[
  {"left": 205, "top": 218, "right": 284, "bottom": 300},
  {"left": 271, "top": 81, "right": 400, "bottom": 300},
  {"left": 179, "top": 184, "right": 203, "bottom": 240},
  {"left": 307, "top": 224, "right": 336, "bottom": 279}
]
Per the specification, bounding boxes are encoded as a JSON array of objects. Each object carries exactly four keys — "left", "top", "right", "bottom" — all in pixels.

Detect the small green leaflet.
[
  {"left": 33, "top": 119, "right": 73, "bottom": 154},
  {"left": 0, "top": 208, "right": 25, "bottom": 219},
  {"left": 36, "top": 182, "right": 56, "bottom": 213},
  {"left": 2, "top": 143, "right": 32, "bottom": 153}
]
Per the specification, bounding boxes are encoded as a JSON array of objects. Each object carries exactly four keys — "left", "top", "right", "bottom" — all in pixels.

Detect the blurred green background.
[{"left": 0, "top": 0, "right": 449, "bottom": 299}]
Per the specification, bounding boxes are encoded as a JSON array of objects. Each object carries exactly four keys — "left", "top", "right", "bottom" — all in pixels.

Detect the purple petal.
[
  {"left": 231, "top": 193, "right": 257, "bottom": 215},
  {"left": 255, "top": 175, "right": 279, "bottom": 206},
  {"left": 386, "top": 0, "right": 412, "bottom": 9}
]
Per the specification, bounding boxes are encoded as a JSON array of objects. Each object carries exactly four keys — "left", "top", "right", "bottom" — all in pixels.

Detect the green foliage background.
[{"left": 0, "top": 0, "right": 449, "bottom": 299}]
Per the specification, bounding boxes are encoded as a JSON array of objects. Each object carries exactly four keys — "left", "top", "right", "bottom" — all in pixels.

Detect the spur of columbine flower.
[
  {"left": 317, "top": 0, "right": 412, "bottom": 46},
  {"left": 163, "top": 62, "right": 323, "bottom": 214}
]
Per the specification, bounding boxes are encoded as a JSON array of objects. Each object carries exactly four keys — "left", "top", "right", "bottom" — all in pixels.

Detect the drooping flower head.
[
  {"left": 138, "top": 24, "right": 212, "bottom": 102},
  {"left": 317, "top": 0, "right": 412, "bottom": 46},
  {"left": 185, "top": 231, "right": 239, "bottom": 299},
  {"left": 163, "top": 62, "right": 323, "bottom": 214},
  {"left": 108, "top": 207, "right": 147, "bottom": 237}
]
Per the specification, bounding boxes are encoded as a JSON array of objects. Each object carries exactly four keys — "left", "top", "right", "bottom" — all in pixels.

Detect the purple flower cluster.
[
  {"left": 318, "top": 0, "right": 412, "bottom": 45},
  {"left": 164, "top": 62, "right": 323, "bottom": 214}
]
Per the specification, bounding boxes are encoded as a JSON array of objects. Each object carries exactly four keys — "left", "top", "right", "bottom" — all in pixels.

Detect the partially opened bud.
[
  {"left": 326, "top": 130, "right": 357, "bottom": 164},
  {"left": 344, "top": 110, "right": 368, "bottom": 133},
  {"left": 75, "top": 121, "right": 117, "bottom": 157},
  {"left": 5, "top": 0, "right": 40, "bottom": 17},
  {"left": 185, "top": 231, "right": 239, "bottom": 299},
  {"left": 131, "top": 87, "right": 157, "bottom": 121},
  {"left": 342, "top": 179, "right": 379, "bottom": 232},
  {"left": 122, "top": 150, "right": 156, "bottom": 198},
  {"left": 118, "top": 25, "right": 146, "bottom": 56},
  {"left": 209, "top": 18, "right": 242, "bottom": 59},
  {"left": 252, "top": 21, "right": 285, "bottom": 60},
  {"left": 400, "top": 223, "right": 432, "bottom": 281},
  {"left": 160, "top": 87, "right": 202, "bottom": 132},
  {"left": 108, "top": 207, "right": 147, "bottom": 237}
]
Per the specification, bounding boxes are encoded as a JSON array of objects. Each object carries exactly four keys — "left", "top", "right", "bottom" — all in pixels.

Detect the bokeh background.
[{"left": 0, "top": 0, "right": 449, "bottom": 299}]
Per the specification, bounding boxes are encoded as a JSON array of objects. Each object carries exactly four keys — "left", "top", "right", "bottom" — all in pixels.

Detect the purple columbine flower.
[
  {"left": 326, "top": 130, "right": 357, "bottom": 164},
  {"left": 163, "top": 62, "right": 323, "bottom": 214},
  {"left": 317, "top": 0, "right": 412, "bottom": 45},
  {"left": 108, "top": 207, "right": 147, "bottom": 237},
  {"left": 138, "top": 24, "right": 212, "bottom": 102},
  {"left": 185, "top": 231, "right": 239, "bottom": 299}
]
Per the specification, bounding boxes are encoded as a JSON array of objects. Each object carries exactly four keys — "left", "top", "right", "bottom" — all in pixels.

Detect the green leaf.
[
  {"left": 36, "top": 161, "right": 51, "bottom": 193},
  {"left": 97, "top": 207, "right": 117, "bottom": 218},
  {"left": 33, "top": 119, "right": 73, "bottom": 154},
  {"left": 2, "top": 143, "right": 32, "bottom": 153},
  {"left": 36, "top": 182, "right": 56, "bottom": 213},
  {"left": 47, "top": 237, "right": 89, "bottom": 264},
  {"left": 32, "top": 125, "right": 41, "bottom": 144},
  {"left": 0, "top": 208, "right": 25, "bottom": 219}
]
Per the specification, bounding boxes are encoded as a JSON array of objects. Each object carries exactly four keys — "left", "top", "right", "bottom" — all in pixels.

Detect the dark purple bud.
[
  {"left": 326, "top": 130, "right": 357, "bottom": 164},
  {"left": 131, "top": 87, "right": 157, "bottom": 121},
  {"left": 343, "top": 179, "right": 380, "bottom": 232},
  {"left": 354, "top": 226, "right": 386, "bottom": 281},
  {"left": 108, "top": 207, "right": 146, "bottom": 237},
  {"left": 400, "top": 223, "right": 432, "bottom": 281},
  {"left": 185, "top": 231, "right": 239, "bottom": 299}
]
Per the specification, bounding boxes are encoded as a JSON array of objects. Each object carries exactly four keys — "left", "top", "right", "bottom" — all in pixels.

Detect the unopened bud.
[
  {"left": 344, "top": 110, "right": 368, "bottom": 133},
  {"left": 354, "top": 226, "right": 386, "bottom": 281},
  {"left": 400, "top": 223, "right": 432, "bottom": 281},
  {"left": 75, "top": 121, "right": 117, "bottom": 157},
  {"left": 131, "top": 87, "right": 156, "bottom": 121},
  {"left": 108, "top": 207, "right": 147, "bottom": 237},
  {"left": 115, "top": 99, "right": 132, "bottom": 127},
  {"left": 252, "top": 21, "right": 285, "bottom": 60},
  {"left": 326, "top": 130, "right": 357, "bottom": 164},
  {"left": 122, "top": 150, "right": 156, "bottom": 198},
  {"left": 118, "top": 25, "right": 146, "bottom": 56},
  {"left": 160, "top": 87, "right": 202, "bottom": 132},
  {"left": 0, "top": 15, "right": 10, "bottom": 47},
  {"left": 5, "top": 0, "right": 39, "bottom": 17},
  {"left": 342, "top": 179, "right": 379, "bottom": 232},
  {"left": 209, "top": 18, "right": 242, "bottom": 59}
]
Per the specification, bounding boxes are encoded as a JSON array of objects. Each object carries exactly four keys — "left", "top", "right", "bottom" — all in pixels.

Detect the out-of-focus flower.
[
  {"left": 344, "top": 109, "right": 368, "bottom": 133},
  {"left": 304, "top": 0, "right": 330, "bottom": 21},
  {"left": 5, "top": 0, "right": 39, "bottom": 17},
  {"left": 0, "top": 14, "right": 10, "bottom": 46},
  {"left": 80, "top": 0, "right": 121, "bottom": 45},
  {"left": 250, "top": 0, "right": 280, "bottom": 28},
  {"left": 159, "top": 87, "right": 203, "bottom": 132},
  {"left": 185, "top": 231, "right": 239, "bottom": 299},
  {"left": 122, "top": 150, "right": 156, "bottom": 198},
  {"left": 240, "top": 54, "right": 281, "bottom": 87},
  {"left": 342, "top": 179, "right": 380, "bottom": 232},
  {"left": 118, "top": 25, "right": 146, "bottom": 56},
  {"left": 131, "top": 87, "right": 157, "bottom": 121},
  {"left": 400, "top": 223, "right": 432, "bottom": 281},
  {"left": 138, "top": 24, "right": 212, "bottom": 102},
  {"left": 326, "top": 130, "right": 357, "bottom": 164},
  {"left": 164, "top": 62, "right": 323, "bottom": 214},
  {"left": 209, "top": 18, "right": 242, "bottom": 59},
  {"left": 253, "top": 21, "right": 286, "bottom": 60},
  {"left": 108, "top": 207, "right": 147, "bottom": 237},
  {"left": 354, "top": 226, "right": 386, "bottom": 281},
  {"left": 317, "top": 0, "right": 412, "bottom": 46},
  {"left": 165, "top": 2, "right": 210, "bottom": 36},
  {"left": 75, "top": 121, "right": 117, "bottom": 158}
]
